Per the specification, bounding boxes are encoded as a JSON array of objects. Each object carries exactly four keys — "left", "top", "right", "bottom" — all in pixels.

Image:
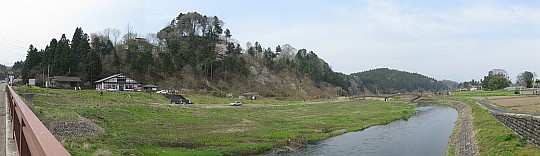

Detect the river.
[{"left": 272, "top": 104, "right": 458, "bottom": 156}]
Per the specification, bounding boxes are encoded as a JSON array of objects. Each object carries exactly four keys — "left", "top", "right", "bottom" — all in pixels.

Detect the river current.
[{"left": 273, "top": 104, "right": 458, "bottom": 156}]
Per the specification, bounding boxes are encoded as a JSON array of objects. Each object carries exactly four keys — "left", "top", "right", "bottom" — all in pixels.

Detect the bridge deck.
[{"left": 1, "top": 81, "right": 17, "bottom": 155}]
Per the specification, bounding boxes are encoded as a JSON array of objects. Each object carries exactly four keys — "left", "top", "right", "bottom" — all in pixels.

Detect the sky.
[{"left": 2, "top": 0, "right": 540, "bottom": 82}]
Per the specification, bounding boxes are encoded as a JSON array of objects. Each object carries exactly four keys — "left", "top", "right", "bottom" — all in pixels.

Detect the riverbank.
[
  {"left": 277, "top": 104, "right": 457, "bottom": 156},
  {"left": 442, "top": 92, "right": 540, "bottom": 155},
  {"left": 15, "top": 86, "right": 416, "bottom": 155},
  {"left": 418, "top": 98, "right": 478, "bottom": 156}
]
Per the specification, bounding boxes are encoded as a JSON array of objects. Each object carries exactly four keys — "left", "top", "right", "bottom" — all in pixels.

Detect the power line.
[
  {"left": 0, "top": 49, "right": 26, "bottom": 56},
  {"left": 0, "top": 42, "right": 30, "bottom": 51},
  {"left": 0, "top": 34, "right": 47, "bottom": 47}
]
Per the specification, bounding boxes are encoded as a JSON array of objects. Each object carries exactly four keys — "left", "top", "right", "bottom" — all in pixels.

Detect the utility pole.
[{"left": 46, "top": 65, "right": 50, "bottom": 88}]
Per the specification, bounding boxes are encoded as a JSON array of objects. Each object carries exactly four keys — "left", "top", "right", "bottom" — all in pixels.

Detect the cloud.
[{"left": 2, "top": 0, "right": 540, "bottom": 82}]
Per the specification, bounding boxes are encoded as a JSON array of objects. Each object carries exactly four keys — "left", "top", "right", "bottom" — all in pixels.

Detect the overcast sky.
[{"left": 2, "top": 0, "right": 540, "bottom": 82}]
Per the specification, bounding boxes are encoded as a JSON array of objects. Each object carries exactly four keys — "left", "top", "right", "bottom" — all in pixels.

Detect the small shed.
[
  {"left": 50, "top": 76, "right": 81, "bottom": 89},
  {"left": 143, "top": 85, "right": 158, "bottom": 93}
]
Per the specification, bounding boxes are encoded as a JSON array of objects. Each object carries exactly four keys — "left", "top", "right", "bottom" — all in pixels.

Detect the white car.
[
  {"left": 156, "top": 90, "right": 168, "bottom": 94},
  {"left": 230, "top": 101, "right": 242, "bottom": 106},
  {"left": 106, "top": 88, "right": 118, "bottom": 92}
]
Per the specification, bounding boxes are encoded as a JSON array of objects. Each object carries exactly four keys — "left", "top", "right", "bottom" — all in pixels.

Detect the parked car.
[
  {"left": 156, "top": 90, "right": 168, "bottom": 94},
  {"left": 179, "top": 99, "right": 193, "bottom": 104},
  {"left": 230, "top": 101, "right": 242, "bottom": 106},
  {"left": 106, "top": 88, "right": 118, "bottom": 92}
]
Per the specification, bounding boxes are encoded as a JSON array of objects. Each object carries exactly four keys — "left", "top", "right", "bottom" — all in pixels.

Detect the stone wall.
[{"left": 492, "top": 113, "right": 540, "bottom": 146}]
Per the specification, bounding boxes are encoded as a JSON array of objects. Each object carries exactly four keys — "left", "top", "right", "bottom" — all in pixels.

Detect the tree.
[
  {"left": 22, "top": 45, "right": 39, "bottom": 82},
  {"left": 482, "top": 69, "right": 511, "bottom": 90},
  {"left": 275, "top": 45, "right": 282, "bottom": 56},
  {"left": 72, "top": 28, "right": 91, "bottom": 78},
  {"left": 110, "top": 28, "right": 121, "bottom": 45},
  {"left": 12, "top": 61, "right": 24, "bottom": 70},
  {"left": 91, "top": 37, "right": 108, "bottom": 56},
  {"left": 53, "top": 34, "right": 72, "bottom": 76},
  {"left": 516, "top": 71, "right": 535, "bottom": 88},
  {"left": 488, "top": 69, "right": 509, "bottom": 79},
  {"left": 84, "top": 49, "right": 102, "bottom": 82},
  {"left": 224, "top": 29, "right": 231, "bottom": 38}
]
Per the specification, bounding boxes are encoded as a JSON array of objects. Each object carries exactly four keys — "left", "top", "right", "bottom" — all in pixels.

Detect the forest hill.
[{"left": 17, "top": 12, "right": 449, "bottom": 98}]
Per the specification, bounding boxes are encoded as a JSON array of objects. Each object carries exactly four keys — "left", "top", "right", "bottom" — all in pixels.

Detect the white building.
[{"left": 94, "top": 73, "right": 140, "bottom": 91}]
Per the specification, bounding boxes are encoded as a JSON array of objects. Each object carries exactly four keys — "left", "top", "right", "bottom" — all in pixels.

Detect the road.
[
  {"left": 0, "top": 81, "right": 6, "bottom": 155},
  {"left": 474, "top": 99, "right": 540, "bottom": 116}
]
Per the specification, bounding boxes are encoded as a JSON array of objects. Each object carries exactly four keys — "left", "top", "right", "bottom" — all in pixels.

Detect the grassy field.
[
  {"left": 445, "top": 91, "right": 540, "bottom": 155},
  {"left": 16, "top": 86, "right": 416, "bottom": 155},
  {"left": 450, "top": 90, "right": 516, "bottom": 97}
]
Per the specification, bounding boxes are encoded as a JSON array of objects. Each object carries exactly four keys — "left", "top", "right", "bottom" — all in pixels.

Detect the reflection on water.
[{"left": 272, "top": 104, "right": 457, "bottom": 156}]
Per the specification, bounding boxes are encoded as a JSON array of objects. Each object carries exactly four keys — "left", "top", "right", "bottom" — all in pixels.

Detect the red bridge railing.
[{"left": 5, "top": 85, "right": 70, "bottom": 156}]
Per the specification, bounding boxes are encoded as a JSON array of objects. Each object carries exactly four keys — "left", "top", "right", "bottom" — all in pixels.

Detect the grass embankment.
[
  {"left": 445, "top": 91, "right": 540, "bottom": 155},
  {"left": 16, "top": 86, "right": 415, "bottom": 155}
]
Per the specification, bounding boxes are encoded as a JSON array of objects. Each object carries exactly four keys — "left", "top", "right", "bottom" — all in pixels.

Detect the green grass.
[
  {"left": 15, "top": 86, "right": 416, "bottom": 155},
  {"left": 442, "top": 94, "right": 540, "bottom": 155},
  {"left": 181, "top": 94, "right": 301, "bottom": 105},
  {"left": 450, "top": 90, "right": 516, "bottom": 97}
]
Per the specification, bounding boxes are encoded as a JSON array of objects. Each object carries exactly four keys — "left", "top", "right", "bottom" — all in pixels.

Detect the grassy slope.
[
  {"left": 16, "top": 86, "right": 415, "bottom": 155},
  {"left": 446, "top": 91, "right": 540, "bottom": 156}
]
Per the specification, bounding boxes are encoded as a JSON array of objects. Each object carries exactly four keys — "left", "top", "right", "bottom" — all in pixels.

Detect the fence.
[{"left": 5, "top": 85, "right": 70, "bottom": 156}]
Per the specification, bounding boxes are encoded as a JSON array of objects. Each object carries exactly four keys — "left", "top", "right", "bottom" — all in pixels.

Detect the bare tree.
[
  {"left": 99, "top": 28, "right": 111, "bottom": 41},
  {"left": 145, "top": 33, "right": 159, "bottom": 45},
  {"left": 123, "top": 23, "right": 135, "bottom": 43},
  {"left": 110, "top": 28, "right": 121, "bottom": 45}
]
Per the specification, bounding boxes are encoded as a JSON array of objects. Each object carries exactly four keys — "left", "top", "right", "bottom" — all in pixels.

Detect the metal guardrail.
[{"left": 5, "top": 85, "right": 70, "bottom": 156}]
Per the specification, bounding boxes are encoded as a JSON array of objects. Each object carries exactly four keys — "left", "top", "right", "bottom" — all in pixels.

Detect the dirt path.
[{"left": 448, "top": 101, "right": 479, "bottom": 156}]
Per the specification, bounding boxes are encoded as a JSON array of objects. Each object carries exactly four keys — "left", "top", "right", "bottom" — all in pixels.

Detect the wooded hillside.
[
  {"left": 19, "top": 12, "right": 353, "bottom": 99},
  {"left": 351, "top": 68, "right": 448, "bottom": 94}
]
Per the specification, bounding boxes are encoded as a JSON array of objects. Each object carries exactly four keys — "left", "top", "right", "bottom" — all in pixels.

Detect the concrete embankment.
[
  {"left": 447, "top": 101, "right": 479, "bottom": 156},
  {"left": 492, "top": 113, "right": 540, "bottom": 147},
  {"left": 474, "top": 99, "right": 540, "bottom": 147}
]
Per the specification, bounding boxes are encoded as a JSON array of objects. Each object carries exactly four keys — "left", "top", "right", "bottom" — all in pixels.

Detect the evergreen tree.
[
  {"left": 53, "top": 34, "right": 71, "bottom": 75},
  {"left": 275, "top": 45, "right": 282, "bottom": 56},
  {"left": 84, "top": 49, "right": 102, "bottom": 82},
  {"left": 45, "top": 39, "right": 58, "bottom": 68},
  {"left": 224, "top": 29, "right": 231, "bottom": 39},
  {"left": 107, "top": 40, "right": 120, "bottom": 67},
  {"left": 22, "top": 45, "right": 39, "bottom": 82},
  {"left": 72, "top": 28, "right": 91, "bottom": 78}
]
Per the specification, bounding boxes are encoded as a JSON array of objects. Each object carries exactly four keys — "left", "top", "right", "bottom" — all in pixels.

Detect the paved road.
[
  {"left": 473, "top": 99, "right": 540, "bottom": 116},
  {"left": 1, "top": 81, "right": 6, "bottom": 155},
  {"left": 1, "top": 81, "right": 18, "bottom": 156}
]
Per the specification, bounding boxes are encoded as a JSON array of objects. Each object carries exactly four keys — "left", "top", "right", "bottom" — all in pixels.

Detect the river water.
[{"left": 273, "top": 104, "right": 458, "bottom": 156}]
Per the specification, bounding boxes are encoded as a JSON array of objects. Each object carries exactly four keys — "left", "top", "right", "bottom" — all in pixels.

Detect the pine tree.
[
  {"left": 53, "top": 34, "right": 71, "bottom": 75},
  {"left": 85, "top": 49, "right": 102, "bottom": 82},
  {"left": 22, "top": 45, "right": 39, "bottom": 82}
]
